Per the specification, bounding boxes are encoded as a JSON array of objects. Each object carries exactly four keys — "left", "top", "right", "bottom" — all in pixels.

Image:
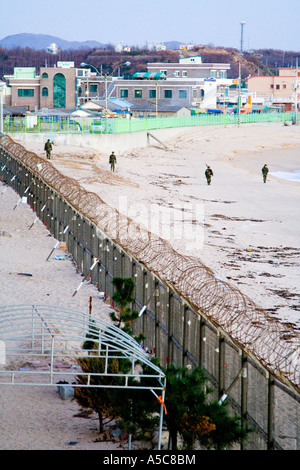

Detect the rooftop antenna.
[{"left": 240, "top": 21, "right": 246, "bottom": 53}]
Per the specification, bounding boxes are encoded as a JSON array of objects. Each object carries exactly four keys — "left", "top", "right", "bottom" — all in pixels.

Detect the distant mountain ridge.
[
  {"left": 0, "top": 33, "right": 106, "bottom": 50},
  {"left": 0, "top": 33, "right": 183, "bottom": 51}
]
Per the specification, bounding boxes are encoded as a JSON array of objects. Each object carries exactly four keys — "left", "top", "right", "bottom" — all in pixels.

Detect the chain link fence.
[{"left": 0, "top": 135, "right": 299, "bottom": 450}]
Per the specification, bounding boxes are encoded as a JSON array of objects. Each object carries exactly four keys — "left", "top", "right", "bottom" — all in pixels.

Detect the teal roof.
[{"left": 132, "top": 72, "right": 166, "bottom": 80}]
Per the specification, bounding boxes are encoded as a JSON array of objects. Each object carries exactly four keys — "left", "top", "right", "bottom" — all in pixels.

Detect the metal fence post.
[
  {"left": 167, "top": 290, "right": 172, "bottom": 367},
  {"left": 267, "top": 373, "right": 275, "bottom": 450},
  {"left": 241, "top": 352, "right": 248, "bottom": 450},
  {"left": 218, "top": 335, "right": 225, "bottom": 399}
]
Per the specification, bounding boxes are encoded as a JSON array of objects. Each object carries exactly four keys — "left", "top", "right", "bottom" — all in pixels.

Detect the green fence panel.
[{"left": 3, "top": 112, "right": 295, "bottom": 136}]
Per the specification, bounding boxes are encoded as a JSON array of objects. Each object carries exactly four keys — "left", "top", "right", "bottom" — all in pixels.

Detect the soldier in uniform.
[
  {"left": 109, "top": 151, "right": 117, "bottom": 172},
  {"left": 205, "top": 165, "right": 214, "bottom": 185},
  {"left": 44, "top": 139, "right": 52, "bottom": 160},
  {"left": 262, "top": 164, "right": 269, "bottom": 183}
]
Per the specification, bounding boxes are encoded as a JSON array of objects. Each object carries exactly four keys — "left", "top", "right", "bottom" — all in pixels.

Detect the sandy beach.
[
  {"left": 17, "top": 121, "right": 300, "bottom": 328},
  {"left": 0, "top": 181, "right": 125, "bottom": 450},
  {"left": 1, "top": 120, "right": 300, "bottom": 450}
]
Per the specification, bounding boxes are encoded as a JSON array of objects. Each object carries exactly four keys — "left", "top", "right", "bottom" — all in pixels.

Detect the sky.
[{"left": 0, "top": 0, "right": 300, "bottom": 52}]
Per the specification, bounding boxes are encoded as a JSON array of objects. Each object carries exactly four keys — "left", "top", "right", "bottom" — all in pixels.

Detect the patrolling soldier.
[
  {"left": 44, "top": 139, "right": 52, "bottom": 160},
  {"left": 262, "top": 164, "right": 269, "bottom": 183},
  {"left": 109, "top": 151, "right": 117, "bottom": 172},
  {"left": 205, "top": 165, "right": 214, "bottom": 185}
]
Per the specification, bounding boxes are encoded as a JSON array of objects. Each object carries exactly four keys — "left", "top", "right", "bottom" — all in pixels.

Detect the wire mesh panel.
[
  {"left": 52, "top": 194, "right": 60, "bottom": 240},
  {"left": 169, "top": 294, "right": 184, "bottom": 366},
  {"left": 274, "top": 383, "right": 300, "bottom": 450},
  {"left": 36, "top": 182, "right": 44, "bottom": 225},
  {"left": 243, "top": 424, "right": 267, "bottom": 450},
  {"left": 82, "top": 219, "right": 90, "bottom": 252},
  {"left": 90, "top": 224, "right": 98, "bottom": 257},
  {"left": 247, "top": 361, "right": 269, "bottom": 436},
  {"left": 123, "top": 254, "right": 133, "bottom": 278},
  {"left": 156, "top": 283, "right": 169, "bottom": 331},
  {"left": 144, "top": 272, "right": 156, "bottom": 316},
  {"left": 47, "top": 191, "right": 55, "bottom": 233},
  {"left": 76, "top": 215, "right": 84, "bottom": 248},
  {"left": 143, "top": 311, "right": 156, "bottom": 354},
  {"left": 97, "top": 235, "right": 106, "bottom": 267},
  {"left": 99, "top": 262, "right": 106, "bottom": 295},
  {"left": 201, "top": 323, "right": 219, "bottom": 383},
  {"left": 105, "top": 270, "right": 114, "bottom": 304},
  {"left": 156, "top": 326, "right": 169, "bottom": 369},
  {"left": 224, "top": 342, "right": 243, "bottom": 408},
  {"left": 133, "top": 262, "right": 144, "bottom": 306},
  {"left": 90, "top": 226, "right": 100, "bottom": 286},
  {"left": 42, "top": 186, "right": 51, "bottom": 227},
  {"left": 113, "top": 246, "right": 122, "bottom": 278},
  {"left": 83, "top": 247, "right": 92, "bottom": 277},
  {"left": 67, "top": 209, "right": 77, "bottom": 262},
  {"left": 106, "top": 241, "right": 114, "bottom": 277},
  {"left": 77, "top": 242, "right": 84, "bottom": 274},
  {"left": 184, "top": 307, "right": 201, "bottom": 365}
]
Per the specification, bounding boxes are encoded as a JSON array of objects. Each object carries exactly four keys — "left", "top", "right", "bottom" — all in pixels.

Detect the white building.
[{"left": 111, "top": 56, "right": 232, "bottom": 109}]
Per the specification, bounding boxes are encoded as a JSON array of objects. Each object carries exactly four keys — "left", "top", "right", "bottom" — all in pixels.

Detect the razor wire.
[{"left": 1, "top": 135, "right": 299, "bottom": 394}]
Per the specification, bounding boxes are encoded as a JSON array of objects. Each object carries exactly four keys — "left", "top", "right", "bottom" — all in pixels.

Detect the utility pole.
[
  {"left": 238, "top": 62, "right": 241, "bottom": 126},
  {"left": 240, "top": 21, "right": 246, "bottom": 53},
  {"left": 0, "top": 83, "right": 5, "bottom": 135},
  {"left": 295, "top": 57, "right": 298, "bottom": 124}
]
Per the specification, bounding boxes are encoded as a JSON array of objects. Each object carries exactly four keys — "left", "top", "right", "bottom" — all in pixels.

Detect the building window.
[
  {"left": 182, "top": 71, "right": 187, "bottom": 77},
  {"left": 174, "top": 71, "right": 180, "bottom": 77},
  {"left": 283, "top": 84, "right": 287, "bottom": 89},
  {"left": 90, "top": 84, "right": 97, "bottom": 93},
  {"left": 18, "top": 89, "right": 34, "bottom": 97},
  {"left": 270, "top": 84, "right": 274, "bottom": 89},
  {"left": 276, "top": 84, "right": 280, "bottom": 90},
  {"left": 179, "top": 90, "right": 187, "bottom": 99},
  {"left": 164, "top": 90, "right": 172, "bottom": 98},
  {"left": 149, "top": 89, "right": 156, "bottom": 98},
  {"left": 53, "top": 73, "right": 66, "bottom": 108},
  {"left": 211, "top": 70, "right": 216, "bottom": 78},
  {"left": 121, "top": 89, "right": 128, "bottom": 98},
  {"left": 42, "top": 73, "right": 48, "bottom": 79},
  {"left": 160, "top": 70, "right": 167, "bottom": 76},
  {"left": 135, "top": 89, "right": 142, "bottom": 98},
  {"left": 42, "top": 87, "right": 48, "bottom": 97}
]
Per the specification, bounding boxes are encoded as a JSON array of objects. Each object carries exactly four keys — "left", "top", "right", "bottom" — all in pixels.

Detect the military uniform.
[
  {"left": 205, "top": 166, "right": 213, "bottom": 185},
  {"left": 109, "top": 152, "right": 117, "bottom": 171},
  {"left": 262, "top": 164, "right": 269, "bottom": 183},
  {"left": 44, "top": 140, "right": 52, "bottom": 160}
]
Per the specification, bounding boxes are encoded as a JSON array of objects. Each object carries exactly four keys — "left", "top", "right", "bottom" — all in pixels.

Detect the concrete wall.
[{"left": 9, "top": 126, "right": 195, "bottom": 154}]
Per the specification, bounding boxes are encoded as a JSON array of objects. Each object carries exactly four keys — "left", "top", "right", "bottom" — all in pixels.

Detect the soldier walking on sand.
[
  {"left": 109, "top": 151, "right": 117, "bottom": 172},
  {"left": 205, "top": 165, "right": 214, "bottom": 185},
  {"left": 44, "top": 139, "right": 52, "bottom": 160},
  {"left": 262, "top": 164, "right": 269, "bottom": 183}
]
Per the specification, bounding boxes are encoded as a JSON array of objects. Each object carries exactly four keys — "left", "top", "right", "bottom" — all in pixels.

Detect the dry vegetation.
[{"left": 1, "top": 43, "right": 298, "bottom": 79}]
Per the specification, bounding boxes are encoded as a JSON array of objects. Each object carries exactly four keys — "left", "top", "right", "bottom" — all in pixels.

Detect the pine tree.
[
  {"left": 75, "top": 356, "right": 123, "bottom": 433},
  {"left": 163, "top": 364, "right": 251, "bottom": 450},
  {"left": 110, "top": 276, "right": 145, "bottom": 343}
]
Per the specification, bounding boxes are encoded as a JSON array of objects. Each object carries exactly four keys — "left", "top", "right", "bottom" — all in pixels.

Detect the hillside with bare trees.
[{"left": 1, "top": 43, "right": 299, "bottom": 79}]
